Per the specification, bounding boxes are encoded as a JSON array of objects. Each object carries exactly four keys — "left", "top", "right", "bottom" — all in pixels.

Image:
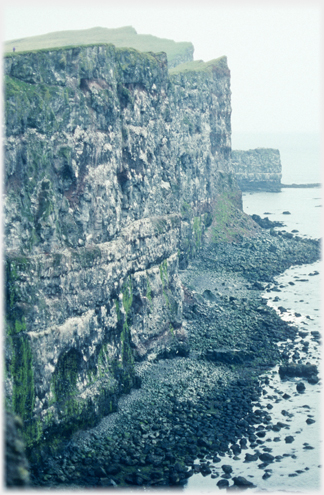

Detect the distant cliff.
[
  {"left": 5, "top": 26, "right": 194, "bottom": 69},
  {"left": 4, "top": 44, "right": 244, "bottom": 457},
  {"left": 231, "top": 148, "right": 282, "bottom": 192}
]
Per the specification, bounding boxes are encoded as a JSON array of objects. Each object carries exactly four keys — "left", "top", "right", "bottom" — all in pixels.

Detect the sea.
[{"left": 186, "top": 132, "right": 322, "bottom": 493}]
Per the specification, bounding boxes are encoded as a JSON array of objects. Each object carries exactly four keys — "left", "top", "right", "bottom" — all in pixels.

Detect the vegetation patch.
[
  {"left": 5, "top": 256, "right": 32, "bottom": 336},
  {"left": 169, "top": 56, "right": 228, "bottom": 76},
  {"left": 209, "top": 192, "right": 254, "bottom": 243},
  {"left": 9, "top": 334, "right": 41, "bottom": 448}
]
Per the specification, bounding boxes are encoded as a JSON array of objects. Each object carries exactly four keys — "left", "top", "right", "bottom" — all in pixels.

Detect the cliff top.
[
  {"left": 4, "top": 26, "right": 193, "bottom": 68},
  {"left": 169, "top": 56, "right": 228, "bottom": 75}
]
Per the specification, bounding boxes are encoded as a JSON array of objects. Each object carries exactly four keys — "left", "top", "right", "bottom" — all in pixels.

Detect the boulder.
[
  {"left": 221, "top": 465, "right": 233, "bottom": 474},
  {"left": 233, "top": 476, "right": 256, "bottom": 488},
  {"left": 307, "top": 375, "right": 319, "bottom": 384},
  {"left": 296, "top": 382, "right": 306, "bottom": 393},
  {"left": 279, "top": 364, "right": 318, "bottom": 379},
  {"left": 259, "top": 453, "right": 274, "bottom": 463},
  {"left": 245, "top": 453, "right": 259, "bottom": 462},
  {"left": 202, "top": 289, "right": 218, "bottom": 302},
  {"left": 217, "top": 479, "right": 229, "bottom": 488}
]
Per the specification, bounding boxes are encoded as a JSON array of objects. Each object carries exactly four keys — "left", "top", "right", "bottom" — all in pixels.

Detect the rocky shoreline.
[{"left": 29, "top": 223, "right": 321, "bottom": 489}]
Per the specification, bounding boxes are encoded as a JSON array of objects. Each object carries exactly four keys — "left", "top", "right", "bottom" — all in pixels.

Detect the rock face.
[
  {"left": 231, "top": 148, "right": 282, "bottom": 191},
  {"left": 4, "top": 44, "right": 238, "bottom": 455},
  {"left": 5, "top": 412, "right": 30, "bottom": 486}
]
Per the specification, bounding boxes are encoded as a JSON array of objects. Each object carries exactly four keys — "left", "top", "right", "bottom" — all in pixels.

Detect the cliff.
[
  {"left": 4, "top": 44, "right": 241, "bottom": 457},
  {"left": 5, "top": 26, "right": 194, "bottom": 69},
  {"left": 231, "top": 148, "right": 282, "bottom": 192}
]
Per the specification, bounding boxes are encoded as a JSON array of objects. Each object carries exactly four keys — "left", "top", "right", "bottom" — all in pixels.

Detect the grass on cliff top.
[
  {"left": 169, "top": 56, "right": 228, "bottom": 75},
  {"left": 4, "top": 25, "right": 193, "bottom": 65}
]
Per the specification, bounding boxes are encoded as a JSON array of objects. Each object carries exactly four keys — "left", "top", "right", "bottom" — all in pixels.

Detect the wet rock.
[
  {"left": 285, "top": 436, "right": 295, "bottom": 444},
  {"left": 233, "top": 476, "right": 256, "bottom": 488},
  {"left": 221, "top": 465, "right": 233, "bottom": 474},
  {"left": 221, "top": 473, "right": 232, "bottom": 479},
  {"left": 250, "top": 214, "right": 283, "bottom": 229},
  {"left": 258, "top": 453, "right": 274, "bottom": 463},
  {"left": 245, "top": 453, "right": 259, "bottom": 462},
  {"left": 201, "top": 465, "right": 212, "bottom": 476},
  {"left": 307, "top": 375, "right": 319, "bottom": 384},
  {"left": 306, "top": 418, "right": 316, "bottom": 425},
  {"left": 239, "top": 439, "right": 248, "bottom": 449},
  {"left": 276, "top": 421, "right": 288, "bottom": 428},
  {"left": 296, "top": 382, "right": 306, "bottom": 393},
  {"left": 281, "top": 409, "right": 293, "bottom": 418},
  {"left": 231, "top": 444, "right": 241, "bottom": 455},
  {"left": 279, "top": 364, "right": 318, "bottom": 378},
  {"left": 217, "top": 479, "right": 229, "bottom": 488}
]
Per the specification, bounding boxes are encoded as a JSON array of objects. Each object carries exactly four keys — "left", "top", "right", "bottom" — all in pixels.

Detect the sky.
[{"left": 2, "top": 0, "right": 323, "bottom": 136}]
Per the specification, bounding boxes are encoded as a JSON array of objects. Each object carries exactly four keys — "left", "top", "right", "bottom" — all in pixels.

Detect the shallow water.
[
  {"left": 242, "top": 188, "right": 322, "bottom": 240},
  {"left": 186, "top": 262, "right": 322, "bottom": 492},
  {"left": 185, "top": 189, "right": 322, "bottom": 492}
]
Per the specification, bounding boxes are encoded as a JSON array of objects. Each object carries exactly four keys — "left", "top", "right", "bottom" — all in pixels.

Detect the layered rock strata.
[
  {"left": 231, "top": 148, "right": 282, "bottom": 191},
  {"left": 4, "top": 44, "right": 237, "bottom": 454}
]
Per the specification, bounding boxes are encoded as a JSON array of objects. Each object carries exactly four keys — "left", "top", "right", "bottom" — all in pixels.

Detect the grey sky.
[{"left": 3, "top": 0, "right": 322, "bottom": 135}]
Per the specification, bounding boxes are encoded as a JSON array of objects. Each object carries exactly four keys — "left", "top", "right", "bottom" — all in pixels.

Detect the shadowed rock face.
[
  {"left": 5, "top": 412, "right": 30, "bottom": 487},
  {"left": 4, "top": 44, "right": 238, "bottom": 455},
  {"left": 231, "top": 148, "right": 282, "bottom": 191}
]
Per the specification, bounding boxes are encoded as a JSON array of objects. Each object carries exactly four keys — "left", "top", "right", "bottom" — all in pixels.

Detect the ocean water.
[
  {"left": 242, "top": 188, "right": 322, "bottom": 239},
  {"left": 186, "top": 134, "right": 322, "bottom": 492}
]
